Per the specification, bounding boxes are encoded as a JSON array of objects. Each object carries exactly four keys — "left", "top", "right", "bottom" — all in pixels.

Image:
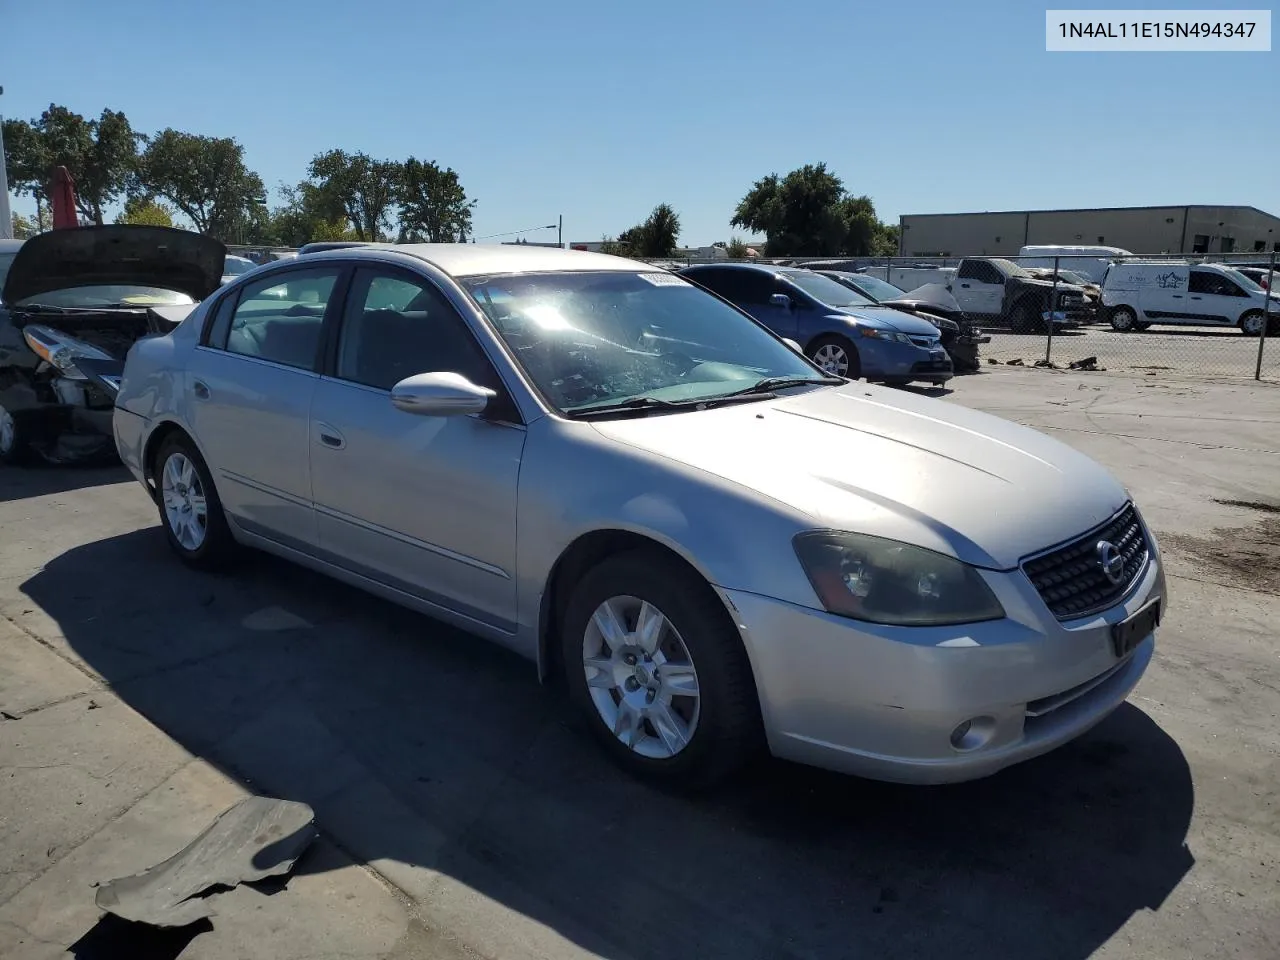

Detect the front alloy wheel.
[
  {"left": 582, "top": 595, "right": 701, "bottom": 759},
  {"left": 0, "top": 404, "right": 29, "bottom": 465},
  {"left": 153, "top": 433, "right": 236, "bottom": 569}
]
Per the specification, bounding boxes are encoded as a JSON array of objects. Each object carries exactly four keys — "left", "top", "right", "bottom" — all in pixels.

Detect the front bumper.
[
  {"left": 719, "top": 550, "right": 1165, "bottom": 784},
  {"left": 860, "top": 338, "right": 954, "bottom": 383}
]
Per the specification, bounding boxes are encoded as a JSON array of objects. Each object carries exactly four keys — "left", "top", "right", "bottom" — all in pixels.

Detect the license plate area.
[{"left": 1111, "top": 599, "right": 1160, "bottom": 658}]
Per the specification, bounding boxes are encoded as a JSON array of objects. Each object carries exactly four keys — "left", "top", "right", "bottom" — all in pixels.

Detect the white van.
[
  {"left": 1018, "top": 245, "right": 1132, "bottom": 284},
  {"left": 1100, "top": 260, "right": 1280, "bottom": 335}
]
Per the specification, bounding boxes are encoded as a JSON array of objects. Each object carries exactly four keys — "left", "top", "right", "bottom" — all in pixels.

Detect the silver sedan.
[{"left": 113, "top": 244, "right": 1166, "bottom": 788}]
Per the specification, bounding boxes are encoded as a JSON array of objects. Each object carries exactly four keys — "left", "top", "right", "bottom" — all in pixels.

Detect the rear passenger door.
[
  {"left": 308, "top": 265, "right": 526, "bottom": 634},
  {"left": 187, "top": 265, "right": 346, "bottom": 549}
]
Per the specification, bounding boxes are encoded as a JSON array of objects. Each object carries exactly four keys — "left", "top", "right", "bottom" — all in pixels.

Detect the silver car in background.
[{"left": 113, "top": 244, "right": 1166, "bottom": 788}]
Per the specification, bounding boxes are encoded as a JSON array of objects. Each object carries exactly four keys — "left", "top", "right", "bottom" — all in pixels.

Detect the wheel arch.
[
  {"left": 142, "top": 419, "right": 213, "bottom": 496},
  {"left": 535, "top": 528, "right": 750, "bottom": 687}
]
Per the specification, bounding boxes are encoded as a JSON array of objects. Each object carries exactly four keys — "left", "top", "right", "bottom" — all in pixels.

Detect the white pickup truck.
[{"left": 948, "top": 257, "right": 1090, "bottom": 332}]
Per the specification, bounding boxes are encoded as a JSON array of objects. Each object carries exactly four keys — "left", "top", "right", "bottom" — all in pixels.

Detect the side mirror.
[
  {"left": 782, "top": 337, "right": 803, "bottom": 354},
  {"left": 769, "top": 293, "right": 792, "bottom": 310},
  {"left": 390, "top": 372, "right": 496, "bottom": 417}
]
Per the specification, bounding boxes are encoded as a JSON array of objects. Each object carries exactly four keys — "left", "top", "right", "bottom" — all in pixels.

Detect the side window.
[
  {"left": 957, "top": 260, "right": 982, "bottom": 281},
  {"left": 1189, "top": 271, "right": 1241, "bottom": 297},
  {"left": 730, "top": 271, "right": 775, "bottom": 305},
  {"left": 224, "top": 268, "right": 339, "bottom": 370},
  {"left": 204, "top": 293, "right": 237, "bottom": 348},
  {"left": 336, "top": 268, "right": 498, "bottom": 392},
  {"left": 685, "top": 269, "right": 727, "bottom": 295}
]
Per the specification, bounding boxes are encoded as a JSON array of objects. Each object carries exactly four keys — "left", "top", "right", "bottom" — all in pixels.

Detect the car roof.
[
  {"left": 682, "top": 262, "right": 783, "bottom": 275},
  {"left": 303, "top": 242, "right": 641, "bottom": 278}
]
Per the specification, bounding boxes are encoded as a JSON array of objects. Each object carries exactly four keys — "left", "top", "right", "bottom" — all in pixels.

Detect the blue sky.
[{"left": 4, "top": 0, "right": 1277, "bottom": 245}]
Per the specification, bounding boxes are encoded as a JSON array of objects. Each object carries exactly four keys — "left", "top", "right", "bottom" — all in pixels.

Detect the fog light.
[{"left": 950, "top": 716, "right": 996, "bottom": 751}]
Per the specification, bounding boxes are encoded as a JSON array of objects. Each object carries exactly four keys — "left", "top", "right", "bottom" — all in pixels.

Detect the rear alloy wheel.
[
  {"left": 154, "top": 434, "right": 236, "bottom": 569},
  {"left": 0, "top": 404, "right": 31, "bottom": 466},
  {"left": 561, "top": 551, "right": 761, "bottom": 790},
  {"left": 1110, "top": 306, "right": 1138, "bottom": 332},
  {"left": 1009, "top": 299, "right": 1040, "bottom": 334},
  {"left": 807, "top": 335, "right": 861, "bottom": 379},
  {"left": 1239, "top": 310, "right": 1266, "bottom": 337}
]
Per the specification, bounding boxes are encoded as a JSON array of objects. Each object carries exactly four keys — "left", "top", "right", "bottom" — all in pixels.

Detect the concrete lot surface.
[{"left": 1, "top": 366, "right": 1277, "bottom": 960}]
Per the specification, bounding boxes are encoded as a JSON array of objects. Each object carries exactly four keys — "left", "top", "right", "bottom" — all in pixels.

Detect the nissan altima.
[{"left": 113, "top": 244, "right": 1166, "bottom": 788}]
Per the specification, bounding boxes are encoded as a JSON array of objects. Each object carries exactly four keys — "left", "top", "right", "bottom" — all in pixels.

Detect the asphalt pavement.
[{"left": 1, "top": 365, "right": 1278, "bottom": 960}]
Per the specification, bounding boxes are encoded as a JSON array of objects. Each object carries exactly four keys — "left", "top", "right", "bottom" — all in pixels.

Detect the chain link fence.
[{"left": 642, "top": 251, "right": 1280, "bottom": 382}]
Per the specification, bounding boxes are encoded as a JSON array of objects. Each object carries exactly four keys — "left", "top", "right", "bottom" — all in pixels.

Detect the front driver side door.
[{"left": 308, "top": 265, "right": 526, "bottom": 634}]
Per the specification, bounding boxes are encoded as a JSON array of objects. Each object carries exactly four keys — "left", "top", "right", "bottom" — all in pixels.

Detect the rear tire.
[
  {"left": 807, "top": 334, "right": 861, "bottom": 379},
  {"left": 560, "top": 550, "right": 761, "bottom": 791},
  {"left": 153, "top": 433, "right": 237, "bottom": 570},
  {"left": 1110, "top": 306, "right": 1138, "bottom": 332}
]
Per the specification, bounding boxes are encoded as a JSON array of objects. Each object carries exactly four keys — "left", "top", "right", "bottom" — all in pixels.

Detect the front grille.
[
  {"left": 1022, "top": 503, "right": 1149, "bottom": 620},
  {"left": 908, "top": 336, "right": 938, "bottom": 348}
]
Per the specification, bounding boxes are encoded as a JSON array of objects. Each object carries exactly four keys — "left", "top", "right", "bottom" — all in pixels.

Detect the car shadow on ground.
[
  {"left": 0, "top": 462, "right": 130, "bottom": 504},
  {"left": 22, "top": 529, "right": 1196, "bottom": 960}
]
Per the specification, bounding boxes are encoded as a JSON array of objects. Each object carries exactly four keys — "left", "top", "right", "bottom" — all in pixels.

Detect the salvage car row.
[{"left": 0, "top": 226, "right": 1166, "bottom": 793}]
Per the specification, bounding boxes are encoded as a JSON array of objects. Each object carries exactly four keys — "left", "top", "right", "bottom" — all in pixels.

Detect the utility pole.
[
  {"left": 0, "top": 86, "right": 13, "bottom": 240},
  {"left": 558, "top": 214, "right": 562, "bottom": 248}
]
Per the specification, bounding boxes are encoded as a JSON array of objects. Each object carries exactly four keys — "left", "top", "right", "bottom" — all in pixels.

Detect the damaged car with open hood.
[{"left": 0, "top": 225, "right": 225, "bottom": 464}]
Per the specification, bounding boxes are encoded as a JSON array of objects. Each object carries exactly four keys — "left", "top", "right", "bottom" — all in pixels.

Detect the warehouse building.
[{"left": 898, "top": 205, "right": 1280, "bottom": 257}]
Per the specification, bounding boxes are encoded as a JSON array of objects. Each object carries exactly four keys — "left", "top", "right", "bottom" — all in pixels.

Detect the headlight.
[
  {"left": 858, "top": 328, "right": 913, "bottom": 344},
  {"left": 22, "top": 325, "right": 114, "bottom": 381},
  {"left": 793, "top": 531, "right": 1005, "bottom": 626}
]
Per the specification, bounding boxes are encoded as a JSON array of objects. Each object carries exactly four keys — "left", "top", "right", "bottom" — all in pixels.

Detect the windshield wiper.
[
  {"left": 712, "top": 375, "right": 844, "bottom": 400},
  {"left": 566, "top": 390, "right": 786, "bottom": 420}
]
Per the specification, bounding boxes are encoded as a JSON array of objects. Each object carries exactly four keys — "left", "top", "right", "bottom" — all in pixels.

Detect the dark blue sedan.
[{"left": 678, "top": 263, "right": 953, "bottom": 386}]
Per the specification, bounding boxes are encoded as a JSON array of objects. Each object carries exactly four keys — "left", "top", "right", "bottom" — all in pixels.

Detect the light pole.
[{"left": 0, "top": 86, "right": 12, "bottom": 240}]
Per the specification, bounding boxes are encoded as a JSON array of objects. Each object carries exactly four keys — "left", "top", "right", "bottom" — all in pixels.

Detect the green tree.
[
  {"left": 397, "top": 157, "right": 474, "bottom": 242},
  {"left": 731, "top": 164, "right": 848, "bottom": 256},
  {"left": 135, "top": 129, "right": 265, "bottom": 240},
  {"left": 726, "top": 236, "right": 749, "bottom": 258},
  {"left": 609, "top": 203, "right": 682, "bottom": 258},
  {"left": 115, "top": 196, "right": 175, "bottom": 228},
  {"left": 731, "top": 164, "right": 898, "bottom": 257},
  {"left": 11, "top": 213, "right": 38, "bottom": 239},
  {"left": 306, "top": 150, "right": 401, "bottom": 241},
  {"left": 2, "top": 106, "right": 140, "bottom": 225}
]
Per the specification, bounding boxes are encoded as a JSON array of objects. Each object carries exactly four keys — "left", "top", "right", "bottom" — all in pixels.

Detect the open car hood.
[
  {"left": 881, "top": 282, "right": 962, "bottom": 313},
  {"left": 1, "top": 225, "right": 227, "bottom": 305}
]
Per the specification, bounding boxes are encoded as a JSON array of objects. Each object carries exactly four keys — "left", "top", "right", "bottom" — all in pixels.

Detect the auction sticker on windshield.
[
  {"left": 639, "top": 273, "right": 691, "bottom": 286},
  {"left": 1046, "top": 9, "right": 1271, "bottom": 50}
]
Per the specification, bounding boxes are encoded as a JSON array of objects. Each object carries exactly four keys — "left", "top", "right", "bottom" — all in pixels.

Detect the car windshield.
[
  {"left": 17, "top": 285, "right": 197, "bottom": 308},
  {"left": 460, "top": 270, "right": 824, "bottom": 414},
  {"left": 783, "top": 271, "right": 874, "bottom": 308},
  {"left": 1222, "top": 268, "right": 1265, "bottom": 292},
  {"left": 1057, "top": 270, "right": 1091, "bottom": 285},
  {"left": 844, "top": 274, "right": 906, "bottom": 302},
  {"left": 223, "top": 257, "right": 256, "bottom": 276}
]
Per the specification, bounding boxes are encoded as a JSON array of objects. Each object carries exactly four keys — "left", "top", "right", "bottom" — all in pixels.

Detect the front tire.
[
  {"left": 807, "top": 334, "right": 861, "bottom": 379},
  {"left": 560, "top": 550, "right": 761, "bottom": 790},
  {"left": 1240, "top": 310, "right": 1266, "bottom": 337},
  {"left": 153, "top": 433, "right": 236, "bottom": 569},
  {"left": 1009, "top": 299, "right": 1041, "bottom": 334}
]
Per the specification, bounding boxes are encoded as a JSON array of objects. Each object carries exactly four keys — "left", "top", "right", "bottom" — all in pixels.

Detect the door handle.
[
  {"left": 192, "top": 380, "right": 211, "bottom": 401},
  {"left": 314, "top": 422, "right": 345, "bottom": 450},
  {"left": 960, "top": 283, "right": 970, "bottom": 288},
  {"left": 1171, "top": 294, "right": 1183, "bottom": 298},
  {"left": 1190, "top": 295, "right": 1203, "bottom": 300}
]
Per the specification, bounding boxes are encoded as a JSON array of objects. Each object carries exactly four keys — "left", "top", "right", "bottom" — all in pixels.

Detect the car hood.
[
  {"left": 832, "top": 305, "right": 941, "bottom": 336},
  {"left": 882, "top": 282, "right": 962, "bottom": 313},
  {"left": 2, "top": 225, "right": 227, "bottom": 305},
  {"left": 590, "top": 384, "right": 1128, "bottom": 570}
]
